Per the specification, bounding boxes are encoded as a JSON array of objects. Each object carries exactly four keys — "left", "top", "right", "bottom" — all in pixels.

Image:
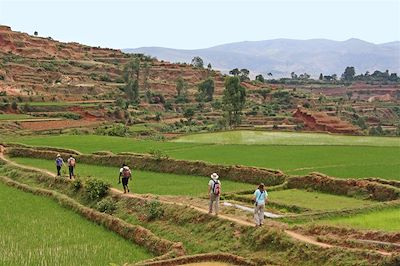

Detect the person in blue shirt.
[
  {"left": 55, "top": 154, "right": 64, "bottom": 177},
  {"left": 253, "top": 183, "right": 268, "bottom": 226}
]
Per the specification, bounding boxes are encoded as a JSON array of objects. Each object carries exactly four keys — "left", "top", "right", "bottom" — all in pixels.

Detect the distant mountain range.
[{"left": 124, "top": 38, "right": 400, "bottom": 78}]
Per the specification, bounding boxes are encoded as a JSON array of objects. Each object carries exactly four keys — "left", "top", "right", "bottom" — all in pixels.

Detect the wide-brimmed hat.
[
  {"left": 210, "top": 173, "right": 219, "bottom": 180},
  {"left": 57, "top": 154, "right": 61, "bottom": 157},
  {"left": 123, "top": 166, "right": 130, "bottom": 171}
]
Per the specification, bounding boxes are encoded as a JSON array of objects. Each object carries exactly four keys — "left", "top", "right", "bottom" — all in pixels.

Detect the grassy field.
[
  {"left": 26, "top": 102, "right": 98, "bottom": 107},
  {"left": 172, "top": 130, "right": 400, "bottom": 147},
  {"left": 268, "top": 189, "right": 374, "bottom": 211},
  {"left": 317, "top": 208, "right": 400, "bottom": 232},
  {"left": 10, "top": 157, "right": 254, "bottom": 196},
  {"left": 0, "top": 182, "right": 151, "bottom": 266},
  {"left": 7, "top": 134, "right": 400, "bottom": 180},
  {"left": 0, "top": 114, "right": 33, "bottom": 121}
]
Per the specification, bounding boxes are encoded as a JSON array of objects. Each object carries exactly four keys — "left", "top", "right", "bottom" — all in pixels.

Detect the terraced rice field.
[
  {"left": 0, "top": 182, "right": 152, "bottom": 265},
  {"left": 0, "top": 114, "right": 34, "bottom": 121},
  {"left": 172, "top": 130, "right": 400, "bottom": 147},
  {"left": 316, "top": 208, "right": 400, "bottom": 232},
  {"left": 10, "top": 134, "right": 400, "bottom": 180},
  {"left": 9, "top": 157, "right": 254, "bottom": 196},
  {"left": 268, "top": 189, "right": 374, "bottom": 211}
]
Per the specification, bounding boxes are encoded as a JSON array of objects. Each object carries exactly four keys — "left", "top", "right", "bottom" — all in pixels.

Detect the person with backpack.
[
  {"left": 253, "top": 183, "right": 268, "bottom": 227},
  {"left": 55, "top": 154, "right": 64, "bottom": 177},
  {"left": 67, "top": 155, "right": 76, "bottom": 179},
  {"left": 118, "top": 164, "right": 131, "bottom": 193},
  {"left": 208, "top": 172, "right": 221, "bottom": 216}
]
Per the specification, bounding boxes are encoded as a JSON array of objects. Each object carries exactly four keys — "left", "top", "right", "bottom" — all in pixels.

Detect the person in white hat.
[
  {"left": 208, "top": 173, "right": 221, "bottom": 215},
  {"left": 55, "top": 154, "right": 64, "bottom": 177}
]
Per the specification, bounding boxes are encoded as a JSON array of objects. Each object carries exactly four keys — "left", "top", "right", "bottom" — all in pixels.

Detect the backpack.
[
  {"left": 69, "top": 158, "right": 76, "bottom": 167},
  {"left": 212, "top": 180, "right": 220, "bottom": 196},
  {"left": 122, "top": 168, "right": 131, "bottom": 178}
]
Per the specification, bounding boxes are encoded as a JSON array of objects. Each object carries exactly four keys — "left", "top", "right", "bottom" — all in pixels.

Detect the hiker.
[
  {"left": 67, "top": 155, "right": 76, "bottom": 179},
  {"left": 118, "top": 164, "right": 131, "bottom": 193},
  {"left": 253, "top": 183, "right": 268, "bottom": 227},
  {"left": 55, "top": 154, "right": 64, "bottom": 177},
  {"left": 208, "top": 172, "right": 221, "bottom": 216}
]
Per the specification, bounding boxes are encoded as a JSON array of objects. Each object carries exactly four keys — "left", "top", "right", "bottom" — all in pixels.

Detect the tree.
[
  {"left": 258, "top": 89, "right": 271, "bottom": 102},
  {"left": 34, "top": 31, "right": 38, "bottom": 36},
  {"left": 183, "top": 108, "right": 195, "bottom": 121},
  {"left": 197, "top": 78, "right": 215, "bottom": 102},
  {"left": 142, "top": 62, "right": 151, "bottom": 91},
  {"left": 175, "top": 77, "right": 188, "bottom": 103},
  {"left": 291, "top": 72, "right": 298, "bottom": 79},
  {"left": 346, "top": 91, "right": 353, "bottom": 100},
  {"left": 389, "top": 73, "right": 399, "bottom": 81},
  {"left": 229, "top": 68, "right": 240, "bottom": 76},
  {"left": 222, "top": 76, "right": 246, "bottom": 127},
  {"left": 207, "top": 63, "right": 212, "bottom": 70},
  {"left": 354, "top": 116, "right": 367, "bottom": 130},
  {"left": 299, "top": 73, "right": 310, "bottom": 80},
  {"left": 255, "top": 74, "right": 265, "bottom": 83},
  {"left": 267, "top": 72, "right": 273, "bottom": 77},
  {"left": 116, "top": 97, "right": 126, "bottom": 109},
  {"left": 239, "top": 69, "right": 250, "bottom": 81},
  {"left": 191, "top": 56, "right": 204, "bottom": 68},
  {"left": 319, "top": 73, "right": 323, "bottom": 80},
  {"left": 342, "top": 66, "right": 355, "bottom": 81},
  {"left": 11, "top": 101, "right": 18, "bottom": 110},
  {"left": 123, "top": 58, "right": 141, "bottom": 105},
  {"left": 124, "top": 80, "right": 139, "bottom": 104},
  {"left": 123, "top": 58, "right": 141, "bottom": 82}
]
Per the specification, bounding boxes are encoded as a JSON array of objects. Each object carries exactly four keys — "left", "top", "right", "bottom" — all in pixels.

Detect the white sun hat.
[
  {"left": 57, "top": 154, "right": 61, "bottom": 157},
  {"left": 123, "top": 166, "right": 130, "bottom": 171},
  {"left": 210, "top": 173, "right": 219, "bottom": 180}
]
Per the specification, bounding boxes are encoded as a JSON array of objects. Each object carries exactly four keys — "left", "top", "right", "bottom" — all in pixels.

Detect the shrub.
[
  {"left": 41, "top": 62, "right": 57, "bottom": 71},
  {"left": 149, "top": 149, "right": 169, "bottom": 160},
  {"left": 85, "top": 178, "right": 110, "bottom": 200},
  {"left": 95, "top": 124, "right": 128, "bottom": 137},
  {"left": 146, "top": 200, "right": 164, "bottom": 221},
  {"left": 22, "top": 103, "right": 32, "bottom": 112},
  {"left": 163, "top": 101, "right": 173, "bottom": 111},
  {"left": 11, "top": 101, "right": 18, "bottom": 110},
  {"left": 96, "top": 198, "right": 117, "bottom": 214},
  {"left": 70, "top": 179, "right": 82, "bottom": 192},
  {"left": 57, "top": 112, "right": 81, "bottom": 120},
  {"left": 99, "top": 74, "right": 112, "bottom": 82}
]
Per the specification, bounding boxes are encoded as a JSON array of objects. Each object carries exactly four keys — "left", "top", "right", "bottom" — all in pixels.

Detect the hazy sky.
[{"left": 0, "top": 0, "right": 399, "bottom": 49}]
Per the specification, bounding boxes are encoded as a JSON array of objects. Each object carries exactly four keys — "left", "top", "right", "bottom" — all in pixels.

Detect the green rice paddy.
[
  {"left": 269, "top": 189, "right": 374, "bottom": 211},
  {"left": 0, "top": 114, "right": 33, "bottom": 121},
  {"left": 0, "top": 181, "right": 152, "bottom": 266},
  {"left": 317, "top": 208, "right": 400, "bottom": 232},
  {"left": 172, "top": 130, "right": 400, "bottom": 147},
  {"left": 10, "top": 157, "right": 254, "bottom": 196},
  {"left": 10, "top": 134, "right": 400, "bottom": 180}
]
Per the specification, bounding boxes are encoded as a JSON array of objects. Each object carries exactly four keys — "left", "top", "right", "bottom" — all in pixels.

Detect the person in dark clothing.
[
  {"left": 67, "top": 155, "right": 76, "bottom": 179},
  {"left": 118, "top": 164, "right": 132, "bottom": 193}
]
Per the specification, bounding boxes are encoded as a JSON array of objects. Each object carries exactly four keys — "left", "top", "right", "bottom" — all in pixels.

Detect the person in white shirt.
[
  {"left": 67, "top": 155, "right": 76, "bottom": 179},
  {"left": 118, "top": 164, "right": 132, "bottom": 193}
]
